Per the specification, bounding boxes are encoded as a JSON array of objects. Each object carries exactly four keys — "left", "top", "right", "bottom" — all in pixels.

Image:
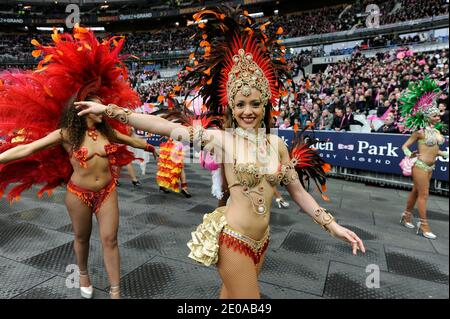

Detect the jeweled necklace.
[
  {"left": 87, "top": 127, "right": 99, "bottom": 141},
  {"left": 234, "top": 127, "right": 271, "bottom": 164},
  {"left": 234, "top": 127, "right": 266, "bottom": 144}
]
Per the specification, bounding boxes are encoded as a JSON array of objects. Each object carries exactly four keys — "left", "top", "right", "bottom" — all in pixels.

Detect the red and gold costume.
[
  {"left": 184, "top": 7, "right": 331, "bottom": 266},
  {"left": 0, "top": 27, "right": 140, "bottom": 204}
]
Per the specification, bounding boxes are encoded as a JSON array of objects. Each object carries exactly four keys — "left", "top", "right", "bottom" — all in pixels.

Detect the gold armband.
[
  {"left": 312, "top": 207, "right": 334, "bottom": 232},
  {"left": 105, "top": 103, "right": 133, "bottom": 124},
  {"left": 281, "top": 161, "right": 300, "bottom": 186}
]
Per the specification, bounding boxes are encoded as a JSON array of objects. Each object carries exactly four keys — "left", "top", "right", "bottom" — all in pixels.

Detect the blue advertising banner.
[
  {"left": 278, "top": 130, "right": 449, "bottom": 181},
  {"left": 145, "top": 130, "right": 449, "bottom": 181}
]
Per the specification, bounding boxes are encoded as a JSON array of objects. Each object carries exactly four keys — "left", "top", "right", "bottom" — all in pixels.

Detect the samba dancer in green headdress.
[{"left": 398, "top": 77, "right": 448, "bottom": 239}]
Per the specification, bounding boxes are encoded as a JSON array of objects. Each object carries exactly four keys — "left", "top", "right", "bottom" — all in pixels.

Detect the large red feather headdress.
[
  {"left": 0, "top": 26, "right": 140, "bottom": 202},
  {"left": 31, "top": 26, "right": 140, "bottom": 132},
  {"left": 182, "top": 6, "right": 292, "bottom": 115}
]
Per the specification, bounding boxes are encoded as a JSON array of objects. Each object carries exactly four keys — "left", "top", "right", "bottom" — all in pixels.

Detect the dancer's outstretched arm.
[
  {"left": 112, "top": 130, "right": 159, "bottom": 159},
  {"left": 277, "top": 137, "right": 366, "bottom": 256},
  {"left": 75, "top": 101, "right": 227, "bottom": 150},
  {"left": 0, "top": 129, "right": 62, "bottom": 164}
]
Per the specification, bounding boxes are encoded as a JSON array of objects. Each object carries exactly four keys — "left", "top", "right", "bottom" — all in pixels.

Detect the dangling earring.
[{"left": 260, "top": 108, "right": 266, "bottom": 128}]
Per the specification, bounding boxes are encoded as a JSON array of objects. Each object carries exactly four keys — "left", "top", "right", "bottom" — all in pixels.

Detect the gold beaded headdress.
[{"left": 226, "top": 48, "right": 271, "bottom": 109}]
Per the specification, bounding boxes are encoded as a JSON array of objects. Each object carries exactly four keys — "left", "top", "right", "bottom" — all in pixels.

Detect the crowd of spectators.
[
  {"left": 1, "top": 0, "right": 447, "bottom": 63},
  {"left": 122, "top": 29, "right": 193, "bottom": 56},
  {"left": 329, "top": 32, "right": 444, "bottom": 56},
  {"left": 125, "top": 47, "right": 448, "bottom": 134},
  {"left": 273, "top": 48, "right": 449, "bottom": 134},
  {"left": 0, "top": 30, "right": 193, "bottom": 64},
  {"left": 1, "top": 0, "right": 448, "bottom": 134},
  {"left": 2, "top": 42, "right": 448, "bottom": 134},
  {"left": 0, "top": 34, "right": 47, "bottom": 63},
  {"left": 270, "top": 0, "right": 448, "bottom": 39}
]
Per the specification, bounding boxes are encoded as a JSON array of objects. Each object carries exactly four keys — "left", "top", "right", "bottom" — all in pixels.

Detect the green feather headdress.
[{"left": 398, "top": 77, "right": 444, "bottom": 132}]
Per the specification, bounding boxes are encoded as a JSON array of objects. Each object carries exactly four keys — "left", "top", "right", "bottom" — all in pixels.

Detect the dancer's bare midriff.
[
  {"left": 223, "top": 178, "right": 276, "bottom": 241},
  {"left": 417, "top": 142, "right": 441, "bottom": 166}
]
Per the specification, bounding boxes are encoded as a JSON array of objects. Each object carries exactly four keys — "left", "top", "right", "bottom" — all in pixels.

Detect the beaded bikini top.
[
  {"left": 227, "top": 130, "right": 297, "bottom": 216},
  {"left": 418, "top": 126, "right": 445, "bottom": 147},
  {"left": 71, "top": 144, "right": 115, "bottom": 169}
]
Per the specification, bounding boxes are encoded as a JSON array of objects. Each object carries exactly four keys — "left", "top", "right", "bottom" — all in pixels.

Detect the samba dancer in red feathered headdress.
[
  {"left": 74, "top": 7, "right": 366, "bottom": 299},
  {"left": 0, "top": 26, "right": 157, "bottom": 299}
]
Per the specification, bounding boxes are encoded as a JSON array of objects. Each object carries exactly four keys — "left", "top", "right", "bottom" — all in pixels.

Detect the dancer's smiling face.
[
  {"left": 428, "top": 112, "right": 441, "bottom": 125},
  {"left": 232, "top": 88, "right": 265, "bottom": 130}
]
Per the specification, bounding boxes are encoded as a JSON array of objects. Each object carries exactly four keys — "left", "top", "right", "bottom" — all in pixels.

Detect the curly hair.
[{"left": 59, "top": 95, "right": 116, "bottom": 150}]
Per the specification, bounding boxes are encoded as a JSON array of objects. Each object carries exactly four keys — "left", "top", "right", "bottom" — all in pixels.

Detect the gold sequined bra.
[{"left": 228, "top": 138, "right": 299, "bottom": 216}]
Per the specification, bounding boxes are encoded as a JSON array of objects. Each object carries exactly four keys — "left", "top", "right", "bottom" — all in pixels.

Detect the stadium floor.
[{"left": 0, "top": 161, "right": 448, "bottom": 299}]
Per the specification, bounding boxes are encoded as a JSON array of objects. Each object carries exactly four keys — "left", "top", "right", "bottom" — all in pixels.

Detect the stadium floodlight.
[
  {"left": 36, "top": 26, "right": 105, "bottom": 32},
  {"left": 249, "top": 12, "right": 264, "bottom": 18},
  {"left": 88, "top": 27, "right": 106, "bottom": 31},
  {"left": 187, "top": 19, "right": 208, "bottom": 26},
  {"left": 274, "top": 10, "right": 279, "bottom": 15},
  {"left": 37, "top": 27, "right": 64, "bottom": 32}
]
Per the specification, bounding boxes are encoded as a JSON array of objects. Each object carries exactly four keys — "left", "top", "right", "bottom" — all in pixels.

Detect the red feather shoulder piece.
[{"left": 289, "top": 126, "right": 331, "bottom": 201}]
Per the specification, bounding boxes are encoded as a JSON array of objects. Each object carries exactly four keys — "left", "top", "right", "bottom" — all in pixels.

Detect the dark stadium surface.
[{"left": 0, "top": 160, "right": 447, "bottom": 299}]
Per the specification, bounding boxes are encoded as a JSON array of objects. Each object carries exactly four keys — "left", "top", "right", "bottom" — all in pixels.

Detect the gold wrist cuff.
[
  {"left": 313, "top": 207, "right": 334, "bottom": 232},
  {"left": 105, "top": 103, "right": 133, "bottom": 124},
  {"left": 188, "top": 125, "right": 206, "bottom": 146}
]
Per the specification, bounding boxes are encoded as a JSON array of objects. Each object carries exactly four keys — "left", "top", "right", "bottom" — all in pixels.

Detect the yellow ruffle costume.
[
  {"left": 156, "top": 138, "right": 184, "bottom": 192},
  {"left": 187, "top": 207, "right": 270, "bottom": 266}
]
